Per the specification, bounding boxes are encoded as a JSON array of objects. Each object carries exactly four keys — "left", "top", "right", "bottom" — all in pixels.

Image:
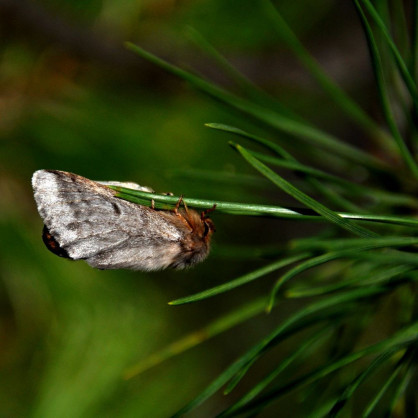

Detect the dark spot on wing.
[
  {"left": 112, "top": 202, "right": 121, "bottom": 215},
  {"left": 66, "top": 222, "right": 77, "bottom": 230},
  {"left": 66, "top": 220, "right": 92, "bottom": 231},
  {"left": 73, "top": 209, "right": 83, "bottom": 218}
]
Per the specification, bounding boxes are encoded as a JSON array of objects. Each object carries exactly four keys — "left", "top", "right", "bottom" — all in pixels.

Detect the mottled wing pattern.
[{"left": 32, "top": 170, "right": 184, "bottom": 270}]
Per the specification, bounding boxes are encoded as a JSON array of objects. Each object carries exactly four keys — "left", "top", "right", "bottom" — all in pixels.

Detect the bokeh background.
[{"left": 0, "top": 1, "right": 381, "bottom": 416}]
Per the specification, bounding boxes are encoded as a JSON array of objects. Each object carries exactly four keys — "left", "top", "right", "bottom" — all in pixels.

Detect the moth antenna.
[{"left": 201, "top": 204, "right": 217, "bottom": 219}]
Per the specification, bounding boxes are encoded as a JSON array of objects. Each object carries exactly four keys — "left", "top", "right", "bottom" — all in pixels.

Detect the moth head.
[{"left": 178, "top": 206, "right": 214, "bottom": 239}]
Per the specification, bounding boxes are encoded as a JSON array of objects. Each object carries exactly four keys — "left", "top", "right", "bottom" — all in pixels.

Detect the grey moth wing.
[{"left": 32, "top": 170, "right": 211, "bottom": 271}]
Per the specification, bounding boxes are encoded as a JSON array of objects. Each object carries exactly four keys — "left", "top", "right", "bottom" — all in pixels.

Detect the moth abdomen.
[{"left": 42, "top": 225, "right": 71, "bottom": 259}]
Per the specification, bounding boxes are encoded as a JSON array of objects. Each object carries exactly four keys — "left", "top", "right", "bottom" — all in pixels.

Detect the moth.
[{"left": 32, "top": 170, "right": 215, "bottom": 270}]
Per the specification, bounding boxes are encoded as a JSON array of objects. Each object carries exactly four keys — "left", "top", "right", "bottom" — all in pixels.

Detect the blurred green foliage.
[{"left": 0, "top": 1, "right": 307, "bottom": 416}]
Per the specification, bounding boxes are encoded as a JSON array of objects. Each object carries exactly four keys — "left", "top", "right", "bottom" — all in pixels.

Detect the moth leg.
[
  {"left": 182, "top": 199, "right": 190, "bottom": 216},
  {"left": 151, "top": 199, "right": 155, "bottom": 210},
  {"left": 201, "top": 204, "right": 217, "bottom": 219},
  {"left": 174, "top": 195, "right": 184, "bottom": 215}
]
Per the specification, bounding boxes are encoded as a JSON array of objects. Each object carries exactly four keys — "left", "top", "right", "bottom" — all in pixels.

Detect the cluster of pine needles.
[{"left": 116, "top": 1, "right": 418, "bottom": 416}]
